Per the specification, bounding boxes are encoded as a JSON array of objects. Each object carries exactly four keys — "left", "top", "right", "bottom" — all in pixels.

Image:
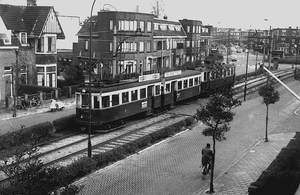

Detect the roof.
[{"left": 0, "top": 4, "right": 65, "bottom": 39}]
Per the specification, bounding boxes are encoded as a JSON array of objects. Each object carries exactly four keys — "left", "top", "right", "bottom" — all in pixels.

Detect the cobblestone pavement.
[
  {"left": 196, "top": 133, "right": 295, "bottom": 195},
  {"left": 74, "top": 81, "right": 300, "bottom": 195}
]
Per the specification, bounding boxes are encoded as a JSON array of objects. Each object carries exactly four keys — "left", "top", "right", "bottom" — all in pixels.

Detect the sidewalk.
[
  {"left": 196, "top": 133, "right": 296, "bottom": 195},
  {"left": 0, "top": 98, "right": 75, "bottom": 122}
]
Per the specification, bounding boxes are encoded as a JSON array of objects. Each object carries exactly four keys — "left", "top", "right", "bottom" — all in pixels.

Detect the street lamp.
[
  {"left": 243, "top": 29, "right": 250, "bottom": 101},
  {"left": 87, "top": 0, "right": 98, "bottom": 158}
]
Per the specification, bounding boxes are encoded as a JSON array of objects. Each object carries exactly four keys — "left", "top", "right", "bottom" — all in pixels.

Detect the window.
[
  {"left": 165, "top": 83, "right": 170, "bottom": 93},
  {"left": 189, "top": 78, "right": 193, "bottom": 87},
  {"left": 131, "top": 90, "right": 138, "bottom": 101},
  {"left": 139, "top": 42, "right": 144, "bottom": 52},
  {"left": 84, "top": 40, "right": 88, "bottom": 50},
  {"left": 47, "top": 37, "right": 56, "bottom": 52},
  {"left": 178, "top": 81, "right": 182, "bottom": 90},
  {"left": 110, "top": 20, "right": 113, "bottom": 30},
  {"left": 146, "top": 41, "right": 151, "bottom": 52},
  {"left": 112, "top": 94, "right": 119, "bottom": 106},
  {"left": 102, "top": 96, "right": 110, "bottom": 108},
  {"left": 186, "top": 40, "right": 190, "bottom": 47},
  {"left": 81, "top": 94, "right": 89, "bottom": 108},
  {"left": 19, "top": 32, "right": 27, "bottom": 44},
  {"left": 110, "top": 42, "right": 113, "bottom": 51},
  {"left": 155, "top": 85, "right": 160, "bottom": 95},
  {"left": 37, "top": 67, "right": 44, "bottom": 73},
  {"left": 194, "top": 77, "right": 199, "bottom": 85},
  {"left": 122, "top": 92, "right": 129, "bottom": 103},
  {"left": 147, "top": 21, "right": 152, "bottom": 32},
  {"left": 183, "top": 80, "right": 188, "bottom": 88},
  {"left": 76, "top": 94, "right": 80, "bottom": 108},
  {"left": 36, "top": 37, "right": 44, "bottom": 52},
  {"left": 187, "top": 26, "right": 190, "bottom": 33},
  {"left": 140, "top": 88, "right": 146, "bottom": 99},
  {"left": 93, "top": 96, "right": 100, "bottom": 108},
  {"left": 140, "top": 21, "right": 145, "bottom": 32}
]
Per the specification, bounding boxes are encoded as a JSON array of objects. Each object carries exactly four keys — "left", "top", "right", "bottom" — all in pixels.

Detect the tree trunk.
[
  {"left": 209, "top": 131, "right": 216, "bottom": 193},
  {"left": 265, "top": 105, "right": 269, "bottom": 142}
]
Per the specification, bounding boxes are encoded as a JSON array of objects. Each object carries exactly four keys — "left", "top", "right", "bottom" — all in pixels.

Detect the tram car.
[{"left": 75, "top": 64, "right": 235, "bottom": 132}]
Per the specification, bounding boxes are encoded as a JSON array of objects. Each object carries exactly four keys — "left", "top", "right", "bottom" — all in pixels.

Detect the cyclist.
[{"left": 201, "top": 143, "right": 213, "bottom": 174}]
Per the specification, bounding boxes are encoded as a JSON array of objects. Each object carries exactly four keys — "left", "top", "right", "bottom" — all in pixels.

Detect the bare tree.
[{"left": 151, "top": 0, "right": 165, "bottom": 18}]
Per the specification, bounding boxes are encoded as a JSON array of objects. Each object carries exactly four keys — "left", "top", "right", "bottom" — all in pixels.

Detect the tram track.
[
  {"left": 0, "top": 111, "right": 189, "bottom": 183},
  {"left": 0, "top": 68, "right": 294, "bottom": 184}
]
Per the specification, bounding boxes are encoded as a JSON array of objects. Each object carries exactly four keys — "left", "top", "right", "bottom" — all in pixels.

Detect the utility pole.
[
  {"left": 267, "top": 26, "right": 273, "bottom": 84},
  {"left": 226, "top": 30, "right": 230, "bottom": 64}
]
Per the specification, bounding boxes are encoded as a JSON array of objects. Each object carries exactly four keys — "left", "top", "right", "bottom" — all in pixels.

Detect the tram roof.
[{"left": 77, "top": 70, "right": 202, "bottom": 93}]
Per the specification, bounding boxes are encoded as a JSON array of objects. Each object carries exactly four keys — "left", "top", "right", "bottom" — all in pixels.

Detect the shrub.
[
  {"left": 63, "top": 156, "right": 97, "bottom": 178},
  {"left": 0, "top": 122, "right": 53, "bottom": 149},
  {"left": 249, "top": 134, "right": 300, "bottom": 195},
  {"left": 52, "top": 114, "right": 77, "bottom": 133}
]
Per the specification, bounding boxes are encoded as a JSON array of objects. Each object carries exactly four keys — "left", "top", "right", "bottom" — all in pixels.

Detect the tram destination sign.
[{"left": 138, "top": 73, "right": 160, "bottom": 82}]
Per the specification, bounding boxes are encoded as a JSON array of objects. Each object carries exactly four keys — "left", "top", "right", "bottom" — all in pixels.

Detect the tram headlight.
[{"left": 80, "top": 114, "right": 84, "bottom": 119}]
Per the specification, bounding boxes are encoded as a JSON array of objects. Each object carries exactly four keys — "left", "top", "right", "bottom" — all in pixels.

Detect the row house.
[
  {"left": 179, "top": 19, "right": 202, "bottom": 62},
  {"left": 75, "top": 10, "right": 188, "bottom": 80},
  {"left": 0, "top": 0, "right": 64, "bottom": 106},
  {"left": 272, "top": 27, "right": 300, "bottom": 55}
]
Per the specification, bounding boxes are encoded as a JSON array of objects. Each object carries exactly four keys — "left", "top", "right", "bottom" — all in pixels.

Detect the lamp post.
[
  {"left": 295, "top": 44, "right": 298, "bottom": 68},
  {"left": 87, "top": 0, "right": 98, "bottom": 158},
  {"left": 243, "top": 29, "right": 250, "bottom": 101},
  {"left": 226, "top": 30, "right": 230, "bottom": 64}
]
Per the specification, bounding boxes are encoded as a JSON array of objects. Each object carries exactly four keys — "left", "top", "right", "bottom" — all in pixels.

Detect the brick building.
[{"left": 0, "top": 0, "right": 65, "bottom": 107}]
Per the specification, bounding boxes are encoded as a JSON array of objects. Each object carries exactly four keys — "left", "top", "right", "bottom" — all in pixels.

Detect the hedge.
[
  {"left": 52, "top": 114, "right": 77, "bottom": 133},
  {"left": 248, "top": 133, "right": 300, "bottom": 195},
  {"left": 0, "top": 122, "right": 53, "bottom": 150}
]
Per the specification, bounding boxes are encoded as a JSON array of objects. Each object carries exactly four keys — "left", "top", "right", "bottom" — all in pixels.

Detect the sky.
[{"left": 2, "top": 0, "right": 300, "bottom": 48}]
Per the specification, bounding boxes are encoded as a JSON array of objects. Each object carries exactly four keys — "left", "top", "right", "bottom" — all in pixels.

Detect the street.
[{"left": 74, "top": 80, "right": 300, "bottom": 195}]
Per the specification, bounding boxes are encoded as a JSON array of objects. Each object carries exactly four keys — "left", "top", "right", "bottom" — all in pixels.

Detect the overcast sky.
[
  {"left": 2, "top": 0, "right": 300, "bottom": 30},
  {"left": 2, "top": 0, "right": 300, "bottom": 48}
]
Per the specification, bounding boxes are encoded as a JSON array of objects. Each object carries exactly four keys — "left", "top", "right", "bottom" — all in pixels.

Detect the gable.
[{"left": 42, "top": 8, "right": 64, "bottom": 39}]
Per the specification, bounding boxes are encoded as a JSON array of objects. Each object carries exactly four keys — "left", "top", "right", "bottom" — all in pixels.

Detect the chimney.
[
  {"left": 163, "top": 15, "right": 168, "bottom": 20},
  {"left": 27, "top": 0, "right": 37, "bottom": 6},
  {"left": 135, "top": 5, "right": 139, "bottom": 13}
]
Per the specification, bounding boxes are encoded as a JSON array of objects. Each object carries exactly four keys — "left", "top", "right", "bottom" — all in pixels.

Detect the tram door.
[{"left": 147, "top": 85, "right": 154, "bottom": 114}]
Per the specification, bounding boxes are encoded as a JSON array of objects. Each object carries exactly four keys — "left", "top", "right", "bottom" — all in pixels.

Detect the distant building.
[{"left": 75, "top": 10, "right": 187, "bottom": 80}]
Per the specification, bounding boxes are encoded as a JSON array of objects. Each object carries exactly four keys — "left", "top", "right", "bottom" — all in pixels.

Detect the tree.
[
  {"left": 63, "top": 64, "right": 85, "bottom": 86},
  {"left": 151, "top": 0, "right": 165, "bottom": 18},
  {"left": 258, "top": 84, "right": 280, "bottom": 142},
  {"left": 196, "top": 86, "right": 241, "bottom": 193}
]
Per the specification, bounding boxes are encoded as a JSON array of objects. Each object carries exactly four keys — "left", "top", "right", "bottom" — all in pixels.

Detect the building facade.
[{"left": 0, "top": 0, "right": 65, "bottom": 106}]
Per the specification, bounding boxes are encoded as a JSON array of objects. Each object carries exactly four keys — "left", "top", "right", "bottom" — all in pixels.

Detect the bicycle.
[
  {"left": 30, "top": 97, "right": 44, "bottom": 108},
  {"left": 15, "top": 97, "right": 27, "bottom": 110},
  {"left": 201, "top": 161, "right": 211, "bottom": 180}
]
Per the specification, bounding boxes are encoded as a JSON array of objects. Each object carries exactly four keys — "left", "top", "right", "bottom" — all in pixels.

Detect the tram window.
[
  {"left": 82, "top": 94, "right": 89, "bottom": 108},
  {"left": 76, "top": 94, "right": 80, "bottom": 107},
  {"left": 140, "top": 88, "right": 146, "bottom": 99},
  {"left": 122, "top": 92, "right": 129, "bottom": 103},
  {"left": 102, "top": 96, "right": 110, "bottom": 108},
  {"left": 155, "top": 85, "right": 160, "bottom": 95},
  {"left": 93, "top": 96, "right": 100, "bottom": 108},
  {"left": 194, "top": 77, "right": 198, "bottom": 85},
  {"left": 112, "top": 94, "right": 119, "bottom": 106},
  {"left": 131, "top": 90, "right": 138, "bottom": 101},
  {"left": 178, "top": 81, "right": 182, "bottom": 90},
  {"left": 183, "top": 80, "right": 188, "bottom": 88},
  {"left": 189, "top": 78, "right": 193, "bottom": 87},
  {"left": 165, "top": 83, "right": 170, "bottom": 93}
]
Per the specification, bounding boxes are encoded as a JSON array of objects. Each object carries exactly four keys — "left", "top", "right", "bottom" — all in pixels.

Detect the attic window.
[{"left": 19, "top": 32, "right": 27, "bottom": 45}]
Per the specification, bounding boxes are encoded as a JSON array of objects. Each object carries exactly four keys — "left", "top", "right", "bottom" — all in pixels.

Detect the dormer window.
[{"left": 19, "top": 32, "right": 27, "bottom": 45}]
